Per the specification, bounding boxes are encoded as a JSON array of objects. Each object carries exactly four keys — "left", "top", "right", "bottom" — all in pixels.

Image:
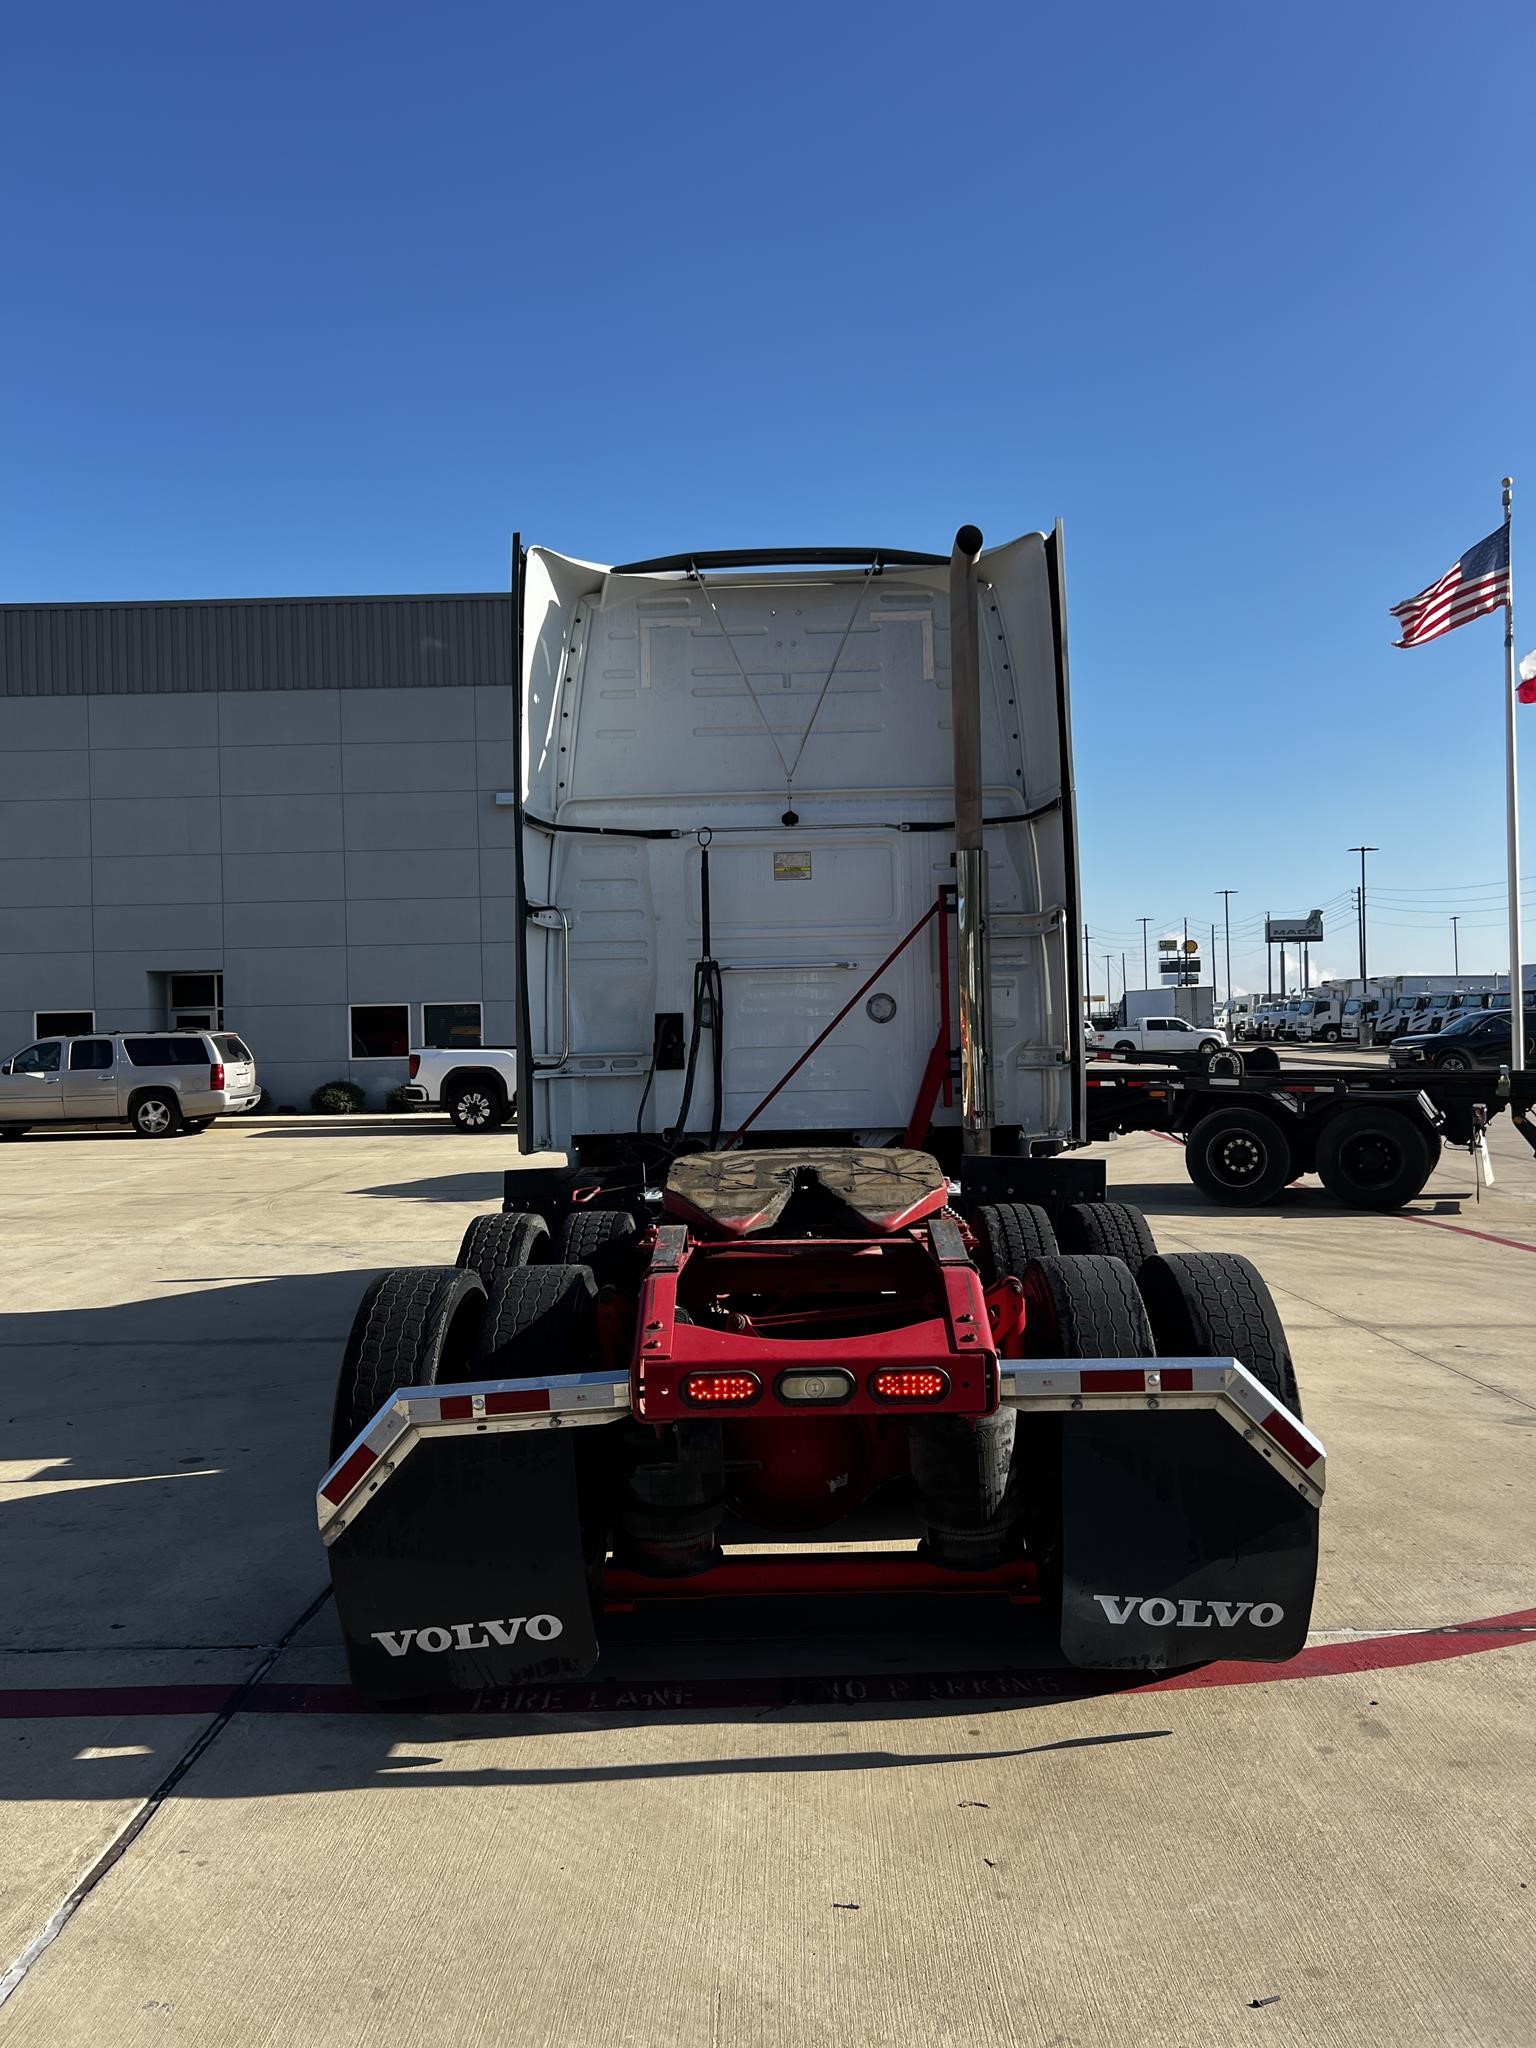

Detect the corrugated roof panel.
[{"left": 0, "top": 593, "right": 513, "bottom": 695}]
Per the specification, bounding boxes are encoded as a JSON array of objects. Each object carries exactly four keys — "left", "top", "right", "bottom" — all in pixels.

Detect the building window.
[
  {"left": 350, "top": 1004, "right": 410, "bottom": 1059},
  {"left": 422, "top": 1002, "right": 483, "bottom": 1050},
  {"left": 167, "top": 972, "right": 224, "bottom": 1029},
  {"left": 35, "top": 1010, "right": 94, "bottom": 1038}
]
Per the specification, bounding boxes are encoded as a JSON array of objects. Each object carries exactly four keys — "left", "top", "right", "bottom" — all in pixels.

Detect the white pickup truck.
[
  {"left": 402, "top": 1047, "right": 517, "bottom": 1131},
  {"left": 1092, "top": 1015, "right": 1227, "bottom": 1056}
]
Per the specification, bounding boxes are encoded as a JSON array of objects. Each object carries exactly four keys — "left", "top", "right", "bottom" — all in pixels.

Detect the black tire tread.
[
  {"left": 455, "top": 1210, "right": 549, "bottom": 1281},
  {"left": 330, "top": 1266, "right": 486, "bottom": 1461},
  {"left": 1059, "top": 1201, "right": 1157, "bottom": 1267},
  {"left": 1138, "top": 1251, "right": 1301, "bottom": 1416},
  {"left": 475, "top": 1262, "right": 599, "bottom": 1377},
  {"left": 972, "top": 1202, "right": 1059, "bottom": 1283},
  {"left": 557, "top": 1207, "right": 638, "bottom": 1274},
  {"left": 1026, "top": 1253, "right": 1155, "bottom": 1359}
]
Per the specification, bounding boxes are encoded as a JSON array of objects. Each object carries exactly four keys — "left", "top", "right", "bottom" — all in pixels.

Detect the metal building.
[{"left": 0, "top": 593, "right": 516, "bottom": 1107}]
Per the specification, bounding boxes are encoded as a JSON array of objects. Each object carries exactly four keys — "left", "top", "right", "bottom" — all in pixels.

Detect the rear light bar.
[
  {"left": 680, "top": 1370, "right": 761, "bottom": 1406},
  {"left": 870, "top": 1368, "right": 949, "bottom": 1402},
  {"left": 210, "top": 1062, "right": 225, "bottom": 1091}
]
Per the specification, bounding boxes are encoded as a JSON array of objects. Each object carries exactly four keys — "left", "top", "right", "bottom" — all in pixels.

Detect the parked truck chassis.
[{"left": 1085, "top": 1051, "right": 1536, "bottom": 1208}]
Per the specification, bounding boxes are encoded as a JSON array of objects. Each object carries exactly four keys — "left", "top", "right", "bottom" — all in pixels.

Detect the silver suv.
[{"left": 0, "top": 1030, "right": 259, "bottom": 1139}]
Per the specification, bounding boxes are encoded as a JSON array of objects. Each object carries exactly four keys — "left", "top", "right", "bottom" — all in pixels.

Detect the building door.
[{"left": 165, "top": 972, "right": 223, "bottom": 1031}]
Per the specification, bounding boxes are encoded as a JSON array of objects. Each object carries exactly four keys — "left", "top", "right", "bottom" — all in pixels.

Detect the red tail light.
[
  {"left": 680, "top": 1371, "right": 760, "bottom": 1406},
  {"left": 871, "top": 1368, "right": 949, "bottom": 1402},
  {"left": 210, "top": 1062, "right": 225, "bottom": 1091},
  {"left": 409, "top": 1054, "right": 420, "bottom": 1079}
]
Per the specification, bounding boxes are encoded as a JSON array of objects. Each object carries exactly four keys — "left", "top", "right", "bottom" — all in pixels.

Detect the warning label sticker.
[{"left": 773, "top": 850, "right": 812, "bottom": 881}]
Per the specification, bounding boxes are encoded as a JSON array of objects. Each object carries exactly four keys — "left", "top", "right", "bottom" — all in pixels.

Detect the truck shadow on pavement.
[{"left": 0, "top": 1267, "right": 1180, "bottom": 1809}]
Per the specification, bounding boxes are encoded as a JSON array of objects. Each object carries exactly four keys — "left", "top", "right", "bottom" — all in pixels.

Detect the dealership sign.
[{"left": 1266, "top": 912, "right": 1324, "bottom": 943}]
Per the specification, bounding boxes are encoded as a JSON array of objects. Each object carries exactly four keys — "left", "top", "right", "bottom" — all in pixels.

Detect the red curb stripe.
[
  {"left": 2, "top": 1610, "right": 1531, "bottom": 1720},
  {"left": 1401, "top": 1214, "right": 1536, "bottom": 1255}
]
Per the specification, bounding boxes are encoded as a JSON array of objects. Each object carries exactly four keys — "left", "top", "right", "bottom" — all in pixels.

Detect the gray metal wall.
[{"left": 0, "top": 684, "right": 518, "bottom": 1107}]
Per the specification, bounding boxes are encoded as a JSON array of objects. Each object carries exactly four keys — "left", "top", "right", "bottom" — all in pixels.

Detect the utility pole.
[
  {"left": 1450, "top": 914, "right": 1460, "bottom": 977},
  {"left": 1083, "top": 923, "right": 1092, "bottom": 1018},
  {"left": 1348, "top": 846, "right": 1378, "bottom": 983},
  {"left": 1121, "top": 951, "right": 1127, "bottom": 1006},
  {"left": 1216, "top": 889, "right": 1237, "bottom": 1008},
  {"left": 1137, "top": 917, "right": 1151, "bottom": 990},
  {"left": 1182, "top": 915, "right": 1189, "bottom": 988},
  {"left": 1104, "top": 953, "right": 1113, "bottom": 1008}
]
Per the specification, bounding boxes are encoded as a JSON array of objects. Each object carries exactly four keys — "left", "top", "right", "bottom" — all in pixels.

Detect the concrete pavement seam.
[{"left": 0, "top": 1585, "right": 332, "bottom": 2014}]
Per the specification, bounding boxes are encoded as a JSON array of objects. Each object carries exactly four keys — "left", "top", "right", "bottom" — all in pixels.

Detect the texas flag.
[{"left": 1520, "top": 651, "right": 1536, "bottom": 705}]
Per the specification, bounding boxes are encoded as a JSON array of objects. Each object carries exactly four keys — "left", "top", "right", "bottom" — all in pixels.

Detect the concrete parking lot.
[{"left": 1, "top": 1107, "right": 1533, "bottom": 2046}]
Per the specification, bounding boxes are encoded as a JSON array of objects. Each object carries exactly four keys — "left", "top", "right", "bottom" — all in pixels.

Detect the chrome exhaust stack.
[{"left": 949, "top": 524, "right": 992, "bottom": 1153}]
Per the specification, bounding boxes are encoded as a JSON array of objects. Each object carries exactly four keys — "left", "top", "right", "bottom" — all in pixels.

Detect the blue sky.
[{"left": 3, "top": 1, "right": 1533, "bottom": 995}]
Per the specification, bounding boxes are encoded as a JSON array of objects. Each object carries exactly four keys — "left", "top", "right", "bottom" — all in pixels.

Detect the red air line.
[{"left": 727, "top": 893, "right": 946, "bottom": 1147}]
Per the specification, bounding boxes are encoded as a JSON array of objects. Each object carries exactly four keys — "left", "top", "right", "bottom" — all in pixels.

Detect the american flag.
[{"left": 1391, "top": 524, "right": 1510, "bottom": 647}]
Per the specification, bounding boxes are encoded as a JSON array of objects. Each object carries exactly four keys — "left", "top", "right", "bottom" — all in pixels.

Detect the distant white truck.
[{"left": 402, "top": 1046, "right": 518, "bottom": 1131}]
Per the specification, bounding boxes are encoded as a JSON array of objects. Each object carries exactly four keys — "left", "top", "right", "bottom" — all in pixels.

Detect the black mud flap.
[
  {"left": 328, "top": 1429, "right": 602, "bottom": 1701},
  {"left": 1058, "top": 1414, "right": 1317, "bottom": 1670}
]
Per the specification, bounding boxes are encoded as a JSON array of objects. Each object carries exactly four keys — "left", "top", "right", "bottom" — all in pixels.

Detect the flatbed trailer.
[{"left": 1085, "top": 1052, "right": 1536, "bottom": 1207}]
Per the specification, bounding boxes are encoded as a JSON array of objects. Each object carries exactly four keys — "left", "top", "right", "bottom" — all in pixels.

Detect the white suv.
[{"left": 0, "top": 1030, "right": 258, "bottom": 1139}]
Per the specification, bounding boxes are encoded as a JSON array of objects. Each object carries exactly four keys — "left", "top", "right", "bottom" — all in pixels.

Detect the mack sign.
[{"left": 1266, "top": 912, "right": 1324, "bottom": 944}]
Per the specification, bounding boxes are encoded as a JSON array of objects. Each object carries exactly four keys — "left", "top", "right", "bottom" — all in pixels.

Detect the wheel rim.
[
  {"left": 1337, "top": 1131, "right": 1405, "bottom": 1189},
  {"left": 455, "top": 1092, "right": 492, "bottom": 1127},
  {"left": 139, "top": 1101, "right": 171, "bottom": 1134},
  {"left": 1441, "top": 1055, "right": 1469, "bottom": 1070},
  {"left": 1205, "top": 1130, "right": 1272, "bottom": 1189}
]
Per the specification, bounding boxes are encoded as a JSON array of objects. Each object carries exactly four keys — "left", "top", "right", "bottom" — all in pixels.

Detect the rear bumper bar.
[{"left": 316, "top": 1356, "right": 1324, "bottom": 1544}]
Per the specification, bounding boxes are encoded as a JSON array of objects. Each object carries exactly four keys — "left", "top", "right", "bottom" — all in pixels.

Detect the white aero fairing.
[{"left": 511, "top": 533, "right": 1083, "bottom": 1161}]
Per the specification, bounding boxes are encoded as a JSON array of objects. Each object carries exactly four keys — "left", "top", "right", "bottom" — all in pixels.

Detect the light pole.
[
  {"left": 1137, "top": 917, "right": 1151, "bottom": 990},
  {"left": 1450, "top": 914, "right": 1460, "bottom": 977},
  {"left": 1348, "top": 846, "right": 1378, "bottom": 983},
  {"left": 1216, "top": 889, "right": 1237, "bottom": 1007}
]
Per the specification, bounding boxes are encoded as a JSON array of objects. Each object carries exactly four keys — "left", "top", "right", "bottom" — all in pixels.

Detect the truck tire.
[
  {"left": 1197, "top": 1037, "right": 1221, "bottom": 1055},
  {"left": 445, "top": 1073, "right": 509, "bottom": 1133},
  {"left": 1058, "top": 1201, "right": 1157, "bottom": 1267},
  {"left": 1023, "top": 1254, "right": 1154, "bottom": 1359},
  {"left": 329, "top": 1266, "right": 486, "bottom": 1462},
  {"left": 1113, "top": 1039, "right": 1136, "bottom": 1056},
  {"left": 557, "top": 1207, "right": 638, "bottom": 1281},
  {"left": 1137, "top": 1251, "right": 1301, "bottom": 1417},
  {"left": 474, "top": 1263, "right": 599, "bottom": 1377},
  {"left": 455, "top": 1210, "right": 549, "bottom": 1283},
  {"left": 972, "top": 1202, "right": 1059, "bottom": 1282},
  {"left": 130, "top": 1091, "right": 180, "bottom": 1139},
  {"left": 1319, "top": 1025, "right": 1340, "bottom": 1043},
  {"left": 1435, "top": 1050, "right": 1473, "bottom": 1072},
  {"left": 1315, "top": 1104, "right": 1436, "bottom": 1211},
  {"left": 1184, "top": 1107, "right": 1294, "bottom": 1205}
]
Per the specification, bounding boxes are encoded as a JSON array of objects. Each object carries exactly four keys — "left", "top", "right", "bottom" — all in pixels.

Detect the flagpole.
[{"left": 1503, "top": 477, "right": 1525, "bottom": 1070}]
